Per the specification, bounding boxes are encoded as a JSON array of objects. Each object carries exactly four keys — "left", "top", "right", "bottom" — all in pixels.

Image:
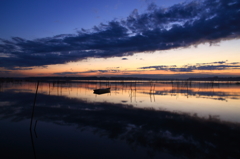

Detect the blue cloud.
[{"left": 0, "top": 0, "right": 240, "bottom": 68}]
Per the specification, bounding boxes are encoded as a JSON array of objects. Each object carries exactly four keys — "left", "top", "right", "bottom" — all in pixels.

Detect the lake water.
[{"left": 0, "top": 80, "right": 240, "bottom": 159}]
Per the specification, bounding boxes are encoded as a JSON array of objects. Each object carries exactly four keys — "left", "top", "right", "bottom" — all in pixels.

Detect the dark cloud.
[
  {"left": 121, "top": 58, "right": 128, "bottom": 60},
  {"left": 83, "top": 69, "right": 120, "bottom": 73},
  {"left": 112, "top": 73, "right": 239, "bottom": 79},
  {"left": 213, "top": 61, "right": 227, "bottom": 64},
  {"left": 0, "top": 71, "right": 11, "bottom": 74},
  {"left": 139, "top": 61, "right": 240, "bottom": 72},
  {"left": 0, "top": 0, "right": 240, "bottom": 68},
  {"left": 230, "top": 62, "right": 240, "bottom": 64},
  {"left": 53, "top": 72, "right": 81, "bottom": 76},
  {"left": 196, "top": 61, "right": 228, "bottom": 65},
  {"left": 7, "top": 67, "right": 33, "bottom": 70},
  {"left": 53, "top": 69, "right": 120, "bottom": 75},
  {"left": 106, "top": 67, "right": 120, "bottom": 69}
]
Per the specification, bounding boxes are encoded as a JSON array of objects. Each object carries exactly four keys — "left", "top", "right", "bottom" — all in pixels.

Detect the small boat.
[{"left": 93, "top": 88, "right": 110, "bottom": 94}]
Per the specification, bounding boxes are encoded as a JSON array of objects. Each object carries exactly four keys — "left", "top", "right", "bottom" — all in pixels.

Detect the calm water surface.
[{"left": 0, "top": 80, "right": 240, "bottom": 159}]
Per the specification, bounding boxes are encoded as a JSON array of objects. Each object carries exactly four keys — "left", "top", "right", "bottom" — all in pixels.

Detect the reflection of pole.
[
  {"left": 48, "top": 82, "right": 50, "bottom": 95},
  {"left": 129, "top": 84, "right": 133, "bottom": 102},
  {"left": 34, "top": 120, "right": 38, "bottom": 138},
  {"left": 30, "top": 128, "right": 37, "bottom": 159},
  {"left": 149, "top": 82, "right": 156, "bottom": 102},
  {"left": 134, "top": 81, "right": 137, "bottom": 102},
  {"left": 153, "top": 92, "right": 155, "bottom": 102},
  {"left": 150, "top": 93, "right": 152, "bottom": 102},
  {"left": 30, "top": 81, "right": 39, "bottom": 130},
  {"left": 30, "top": 81, "right": 39, "bottom": 159}
]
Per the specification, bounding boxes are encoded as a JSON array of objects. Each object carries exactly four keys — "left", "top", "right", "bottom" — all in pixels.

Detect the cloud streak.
[
  {"left": 53, "top": 72, "right": 81, "bottom": 76},
  {"left": 53, "top": 69, "right": 120, "bottom": 76},
  {"left": 139, "top": 61, "right": 240, "bottom": 72},
  {"left": 0, "top": 0, "right": 240, "bottom": 69}
]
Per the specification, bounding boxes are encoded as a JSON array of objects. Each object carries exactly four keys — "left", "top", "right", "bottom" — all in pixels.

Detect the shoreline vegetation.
[{"left": 1, "top": 76, "right": 240, "bottom": 82}]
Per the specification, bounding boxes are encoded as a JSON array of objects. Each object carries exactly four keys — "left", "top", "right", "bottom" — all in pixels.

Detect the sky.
[{"left": 0, "top": 0, "right": 240, "bottom": 78}]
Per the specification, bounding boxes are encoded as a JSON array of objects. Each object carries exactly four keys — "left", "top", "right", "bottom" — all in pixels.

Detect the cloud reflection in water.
[{"left": 0, "top": 81, "right": 240, "bottom": 158}]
